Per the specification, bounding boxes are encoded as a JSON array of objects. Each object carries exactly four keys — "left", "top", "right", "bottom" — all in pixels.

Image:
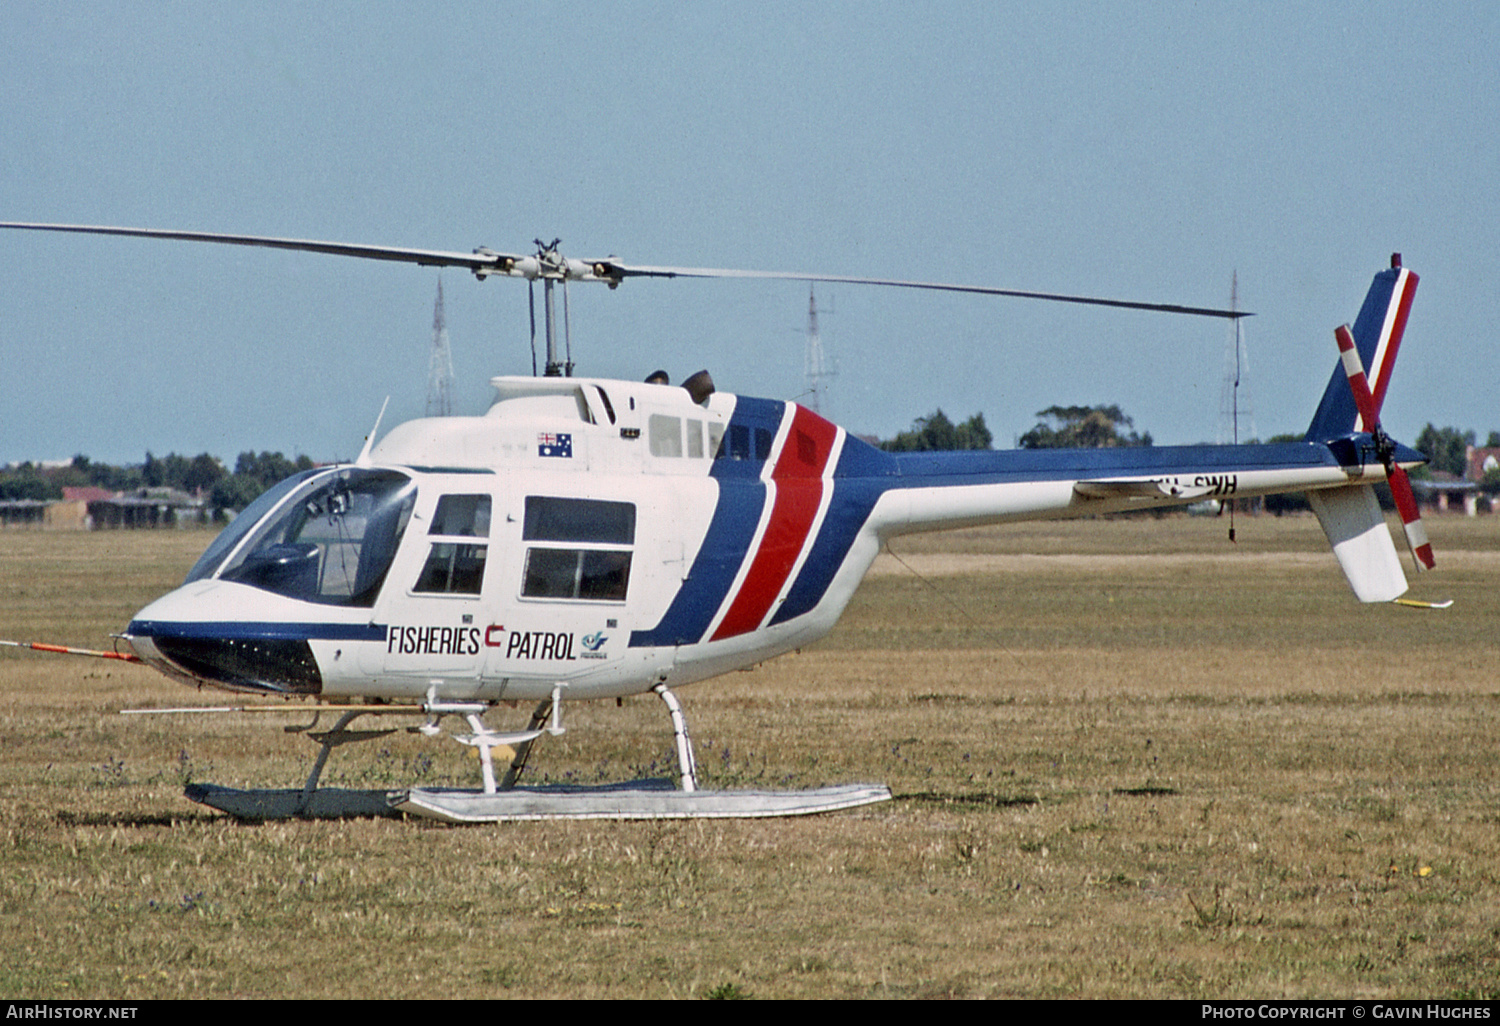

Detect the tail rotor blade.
[
  {"left": 1335, "top": 324, "right": 1382, "bottom": 429},
  {"left": 1387, "top": 466, "right": 1436, "bottom": 571},
  {"left": 1333, "top": 324, "right": 1434, "bottom": 572}
]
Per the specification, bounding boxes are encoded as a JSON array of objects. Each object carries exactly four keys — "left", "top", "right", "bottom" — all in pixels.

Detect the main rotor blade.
[
  {"left": 0, "top": 222, "right": 518, "bottom": 274},
  {"left": 601, "top": 262, "right": 1253, "bottom": 319},
  {"left": 0, "top": 222, "right": 1251, "bottom": 318}
]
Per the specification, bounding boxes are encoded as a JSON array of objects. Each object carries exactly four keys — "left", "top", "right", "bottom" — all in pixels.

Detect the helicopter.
[{"left": 0, "top": 223, "right": 1436, "bottom": 821}]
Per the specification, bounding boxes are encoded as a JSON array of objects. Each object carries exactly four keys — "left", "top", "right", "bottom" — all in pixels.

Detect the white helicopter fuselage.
[
  {"left": 127, "top": 374, "right": 860, "bottom": 702},
  {"left": 124, "top": 353, "right": 1419, "bottom": 705}
]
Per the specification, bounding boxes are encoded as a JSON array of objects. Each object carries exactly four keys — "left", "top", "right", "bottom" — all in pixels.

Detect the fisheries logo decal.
[{"left": 579, "top": 631, "right": 609, "bottom": 660}]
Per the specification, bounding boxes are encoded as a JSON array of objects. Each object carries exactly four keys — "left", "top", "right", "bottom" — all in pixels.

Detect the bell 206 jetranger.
[{"left": 0, "top": 223, "right": 1434, "bottom": 818}]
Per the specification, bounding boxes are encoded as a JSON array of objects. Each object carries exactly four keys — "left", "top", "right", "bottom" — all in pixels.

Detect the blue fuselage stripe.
[
  {"left": 627, "top": 479, "right": 767, "bottom": 647},
  {"left": 628, "top": 397, "right": 786, "bottom": 648},
  {"left": 768, "top": 453, "right": 889, "bottom": 627},
  {"left": 129, "top": 620, "right": 387, "bottom": 642}
]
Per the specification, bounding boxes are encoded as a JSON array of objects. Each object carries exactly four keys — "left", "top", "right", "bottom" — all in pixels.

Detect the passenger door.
[{"left": 375, "top": 491, "right": 493, "bottom": 685}]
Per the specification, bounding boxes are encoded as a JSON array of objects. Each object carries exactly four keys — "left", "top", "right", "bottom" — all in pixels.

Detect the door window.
[
  {"left": 414, "top": 494, "right": 491, "bottom": 595},
  {"left": 520, "top": 496, "right": 635, "bottom": 601}
]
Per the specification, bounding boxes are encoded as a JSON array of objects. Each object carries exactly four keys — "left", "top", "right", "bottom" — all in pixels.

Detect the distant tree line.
[
  {"left": 1412, "top": 425, "right": 1500, "bottom": 480},
  {"left": 1018, "top": 405, "right": 1151, "bottom": 449},
  {"left": 879, "top": 410, "right": 993, "bottom": 452},
  {"left": 212, "top": 452, "right": 318, "bottom": 510},
  {"left": 879, "top": 404, "right": 1150, "bottom": 452},
  {"left": 880, "top": 407, "right": 1497, "bottom": 470},
  {"left": 0, "top": 450, "right": 316, "bottom": 512}
]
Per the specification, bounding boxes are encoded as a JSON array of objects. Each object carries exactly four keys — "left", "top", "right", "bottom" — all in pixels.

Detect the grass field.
[{"left": 1, "top": 514, "right": 1497, "bottom": 999}]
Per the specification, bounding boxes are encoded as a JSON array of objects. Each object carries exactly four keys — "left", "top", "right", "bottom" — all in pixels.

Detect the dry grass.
[{"left": 1, "top": 515, "right": 1498, "bottom": 999}]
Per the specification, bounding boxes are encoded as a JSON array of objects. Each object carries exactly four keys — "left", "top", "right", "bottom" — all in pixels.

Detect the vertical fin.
[{"left": 1306, "top": 257, "right": 1419, "bottom": 441}]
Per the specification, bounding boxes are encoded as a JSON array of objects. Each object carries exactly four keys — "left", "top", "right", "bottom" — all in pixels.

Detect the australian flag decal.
[{"left": 538, "top": 432, "right": 573, "bottom": 458}]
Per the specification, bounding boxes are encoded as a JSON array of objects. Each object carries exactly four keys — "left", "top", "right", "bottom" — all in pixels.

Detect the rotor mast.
[
  {"left": 483, "top": 238, "right": 616, "bottom": 377},
  {"left": 530, "top": 239, "right": 575, "bottom": 377}
]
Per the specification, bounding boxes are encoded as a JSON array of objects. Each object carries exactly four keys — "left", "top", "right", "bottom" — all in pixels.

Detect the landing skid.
[
  {"left": 182, "top": 683, "right": 891, "bottom": 822},
  {"left": 392, "top": 781, "right": 892, "bottom": 823},
  {"left": 184, "top": 783, "right": 397, "bottom": 819},
  {"left": 183, "top": 780, "right": 892, "bottom": 822}
]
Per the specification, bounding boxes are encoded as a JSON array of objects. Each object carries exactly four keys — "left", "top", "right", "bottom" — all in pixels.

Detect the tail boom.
[{"left": 878, "top": 443, "right": 1365, "bottom": 537}]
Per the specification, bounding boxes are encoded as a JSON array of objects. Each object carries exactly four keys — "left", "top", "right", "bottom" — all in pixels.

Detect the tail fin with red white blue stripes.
[{"left": 1305, "top": 254, "right": 1418, "bottom": 443}]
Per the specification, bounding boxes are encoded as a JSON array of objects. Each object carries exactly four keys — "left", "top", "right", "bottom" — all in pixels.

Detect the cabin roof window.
[
  {"left": 721, "top": 424, "right": 775, "bottom": 461},
  {"left": 428, "top": 494, "right": 490, "bottom": 537},
  {"left": 649, "top": 414, "right": 683, "bottom": 457}
]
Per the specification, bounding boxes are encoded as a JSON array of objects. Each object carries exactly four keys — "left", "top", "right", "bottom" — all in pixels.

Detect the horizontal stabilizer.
[{"left": 1307, "top": 484, "right": 1408, "bottom": 602}]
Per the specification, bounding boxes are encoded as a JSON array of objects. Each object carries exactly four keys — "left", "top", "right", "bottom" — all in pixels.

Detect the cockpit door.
[{"left": 368, "top": 491, "right": 495, "bottom": 691}]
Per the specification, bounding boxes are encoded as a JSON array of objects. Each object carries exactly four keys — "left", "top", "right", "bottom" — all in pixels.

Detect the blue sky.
[{"left": 2, "top": 3, "right": 1496, "bottom": 466}]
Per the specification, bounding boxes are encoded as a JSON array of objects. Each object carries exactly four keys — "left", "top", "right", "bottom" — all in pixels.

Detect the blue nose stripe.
[{"left": 128, "top": 620, "right": 387, "bottom": 642}]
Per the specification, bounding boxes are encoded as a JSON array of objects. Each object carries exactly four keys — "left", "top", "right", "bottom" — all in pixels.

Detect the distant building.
[
  {"left": 1466, "top": 446, "right": 1500, "bottom": 482},
  {"left": 0, "top": 499, "right": 49, "bottom": 528},
  {"left": 1412, "top": 472, "right": 1479, "bottom": 516},
  {"left": 1410, "top": 445, "right": 1500, "bottom": 516},
  {"left": 39, "top": 486, "right": 119, "bottom": 530},
  {"left": 87, "top": 488, "right": 209, "bottom": 529}
]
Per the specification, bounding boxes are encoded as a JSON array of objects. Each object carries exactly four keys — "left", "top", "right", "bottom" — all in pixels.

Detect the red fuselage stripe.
[{"left": 711, "top": 406, "right": 839, "bottom": 640}]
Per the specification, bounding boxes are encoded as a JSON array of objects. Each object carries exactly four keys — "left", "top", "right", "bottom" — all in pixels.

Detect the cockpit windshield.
[
  {"left": 184, "top": 469, "right": 321, "bottom": 585},
  {"left": 190, "top": 468, "right": 416, "bottom": 607}
]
